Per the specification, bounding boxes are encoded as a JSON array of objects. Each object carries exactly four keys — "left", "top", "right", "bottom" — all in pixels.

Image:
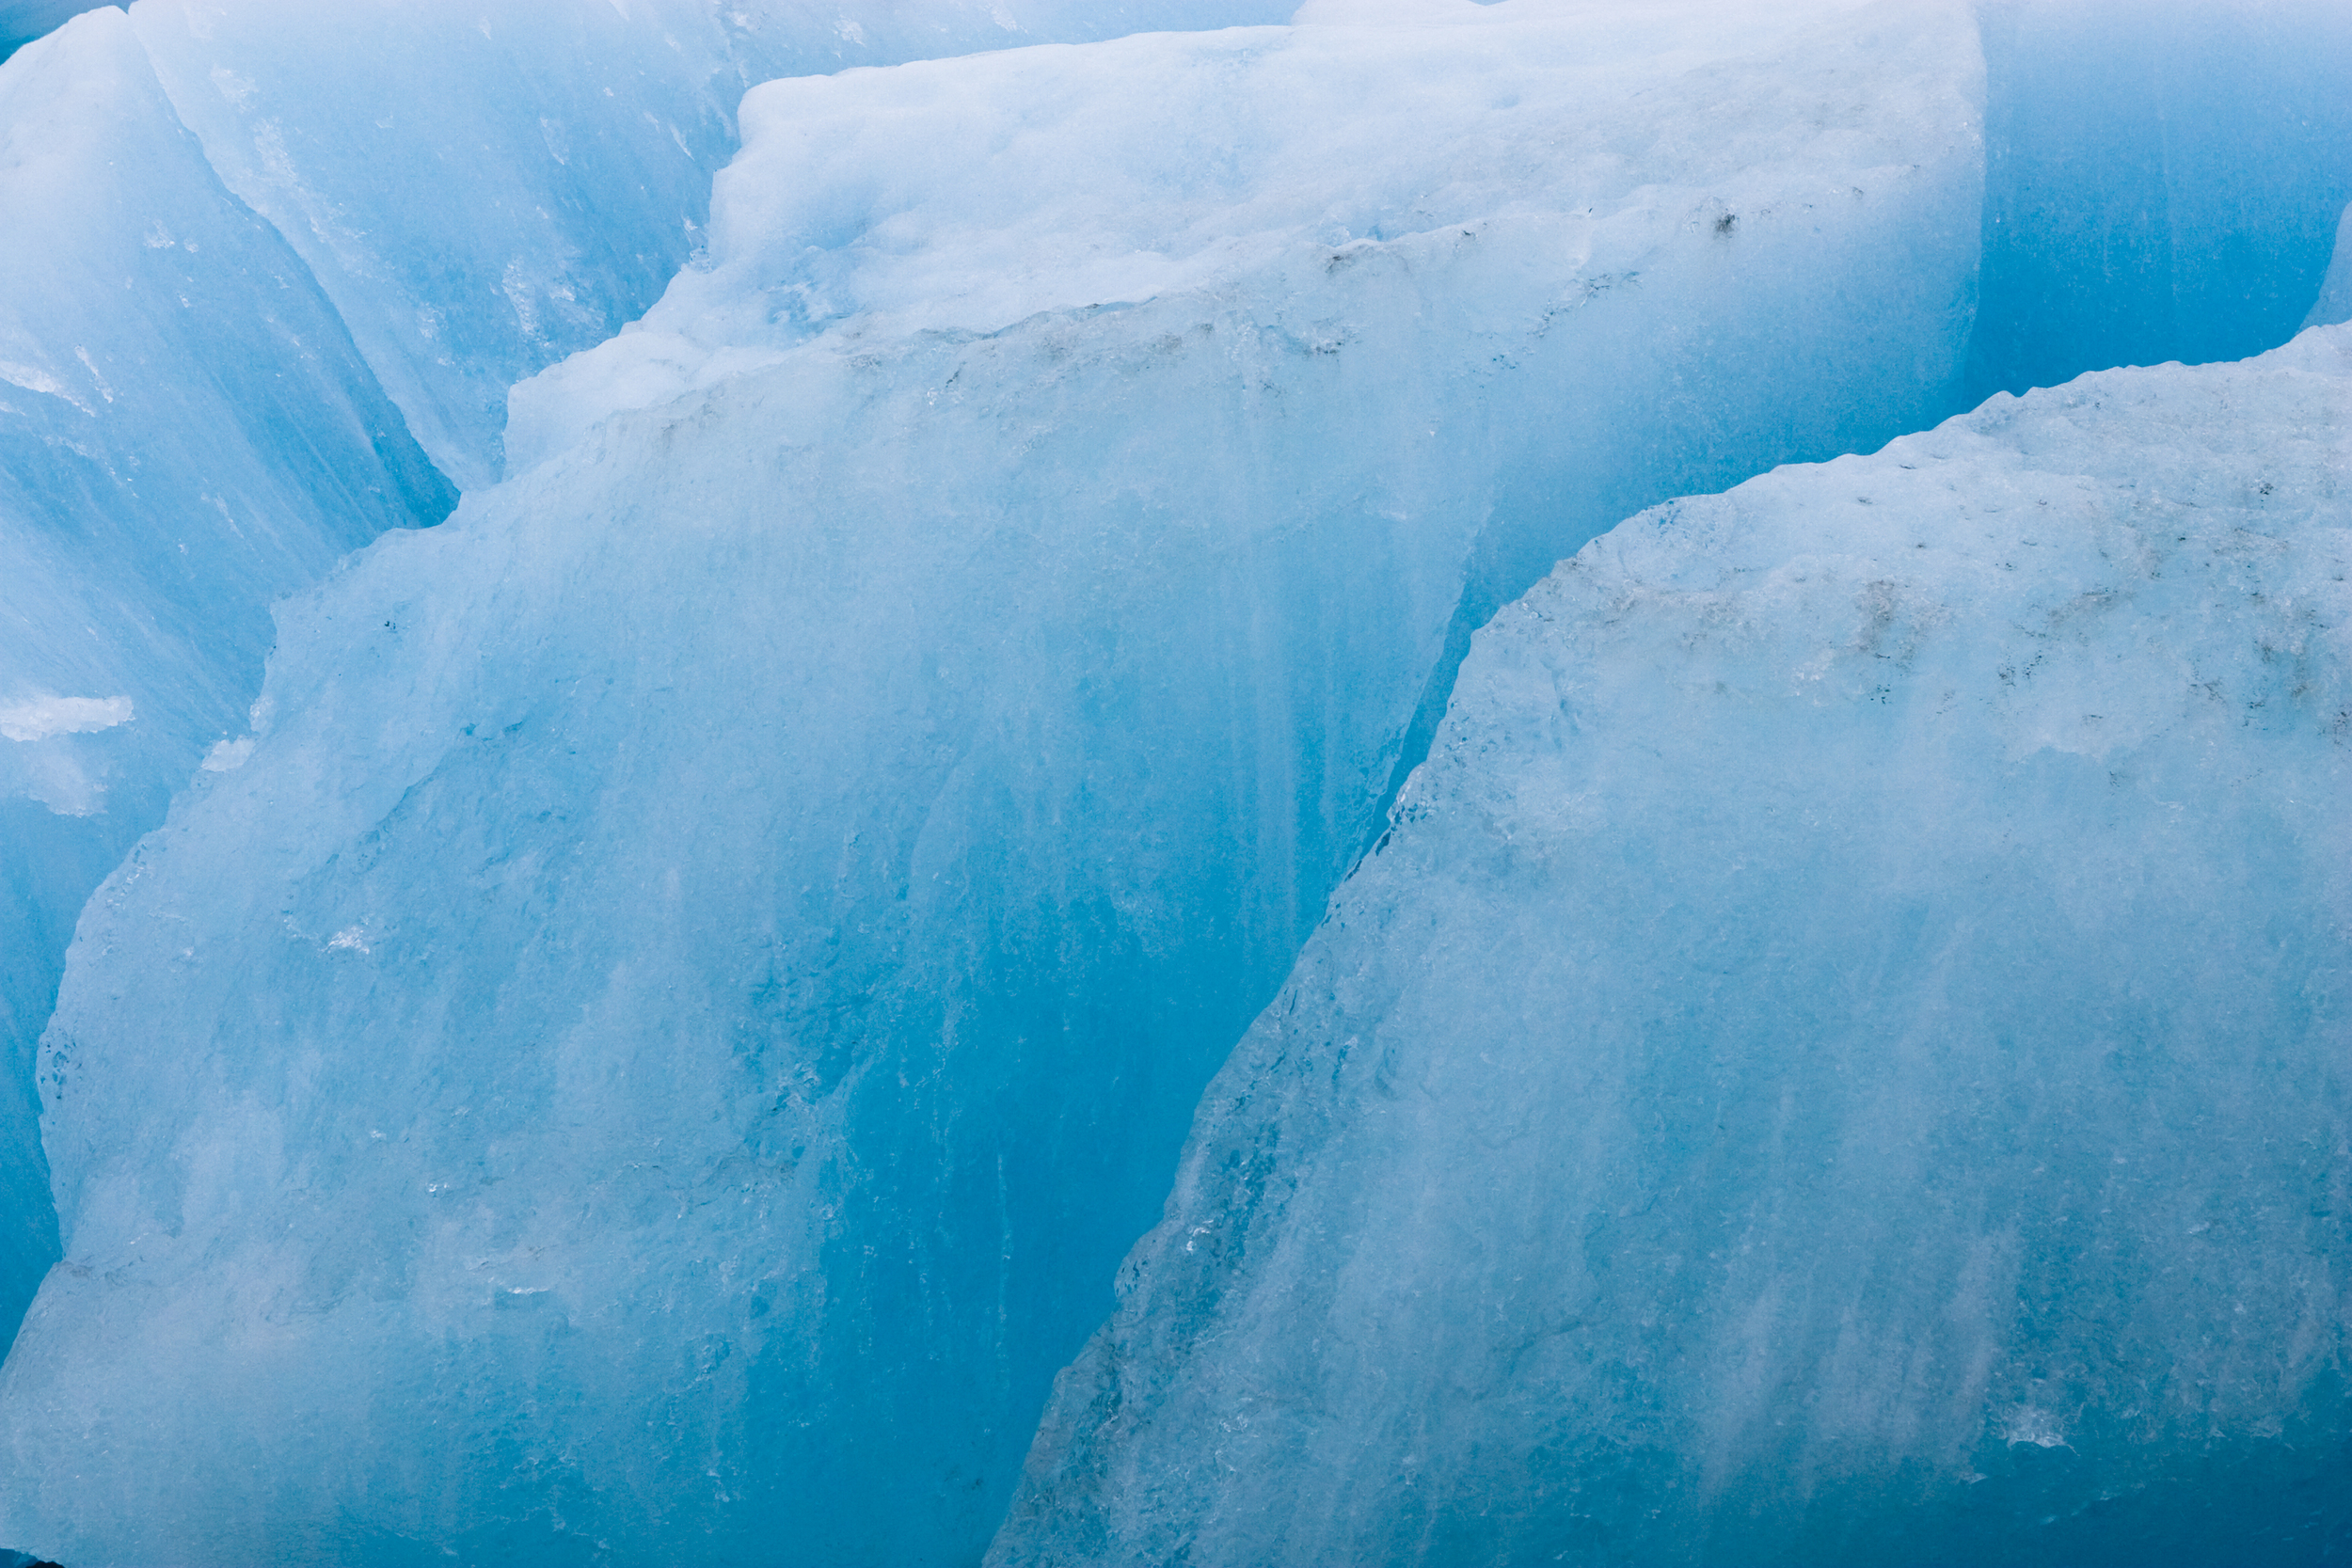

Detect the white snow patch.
[
  {"left": 0, "top": 359, "right": 95, "bottom": 415},
  {"left": 1, "top": 695, "right": 134, "bottom": 742}
]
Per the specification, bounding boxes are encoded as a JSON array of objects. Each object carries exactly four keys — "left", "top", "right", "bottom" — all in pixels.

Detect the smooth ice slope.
[
  {"left": 0, "top": 4, "right": 1985, "bottom": 1561},
  {"left": 1967, "top": 0, "right": 2352, "bottom": 403},
  {"left": 0, "top": 9, "right": 452, "bottom": 1345},
  {"left": 997, "top": 326, "right": 2352, "bottom": 1567},
  {"left": 124, "top": 0, "right": 1297, "bottom": 489},
  {"left": 2307, "top": 201, "right": 2352, "bottom": 331}
]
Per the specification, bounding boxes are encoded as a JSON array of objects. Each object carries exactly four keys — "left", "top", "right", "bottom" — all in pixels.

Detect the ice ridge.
[
  {"left": 993, "top": 324, "right": 2352, "bottom": 1567},
  {"left": 0, "top": 3, "right": 1986, "bottom": 1560},
  {"left": 0, "top": 8, "right": 454, "bottom": 1346},
  {"left": 0, "top": 0, "right": 1299, "bottom": 1368}
]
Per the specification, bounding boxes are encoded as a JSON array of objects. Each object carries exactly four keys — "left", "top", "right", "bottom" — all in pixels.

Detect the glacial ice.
[
  {"left": 0, "top": 7, "right": 452, "bottom": 1343},
  {"left": 0, "top": 0, "right": 1294, "bottom": 1365},
  {"left": 3, "top": 0, "right": 2349, "bottom": 1562},
  {"left": 125, "top": 0, "right": 1298, "bottom": 488},
  {"left": 995, "top": 325, "right": 2352, "bottom": 1566},
  {"left": 0, "top": 2, "right": 88, "bottom": 61},
  {"left": 2309, "top": 201, "right": 2352, "bottom": 331},
  {"left": 506, "top": 0, "right": 1981, "bottom": 469},
  {"left": 0, "top": 3, "right": 1991, "bottom": 1560},
  {"left": 1968, "top": 0, "right": 2352, "bottom": 403}
]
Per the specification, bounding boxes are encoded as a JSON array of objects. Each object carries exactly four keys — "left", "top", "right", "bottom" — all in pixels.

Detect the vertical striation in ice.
[
  {"left": 1967, "top": 0, "right": 2352, "bottom": 402},
  {"left": 0, "top": 4, "right": 1988, "bottom": 1560},
  {"left": 0, "top": 8, "right": 453, "bottom": 1347},
  {"left": 0, "top": 0, "right": 1294, "bottom": 1367},
  {"left": 993, "top": 326, "right": 2352, "bottom": 1567},
  {"left": 2307, "top": 200, "right": 2352, "bottom": 331},
  {"left": 125, "top": 0, "right": 1302, "bottom": 490}
]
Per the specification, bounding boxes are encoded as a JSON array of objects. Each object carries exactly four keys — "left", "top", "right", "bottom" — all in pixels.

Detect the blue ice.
[{"left": 0, "top": 1, "right": 2346, "bottom": 1563}]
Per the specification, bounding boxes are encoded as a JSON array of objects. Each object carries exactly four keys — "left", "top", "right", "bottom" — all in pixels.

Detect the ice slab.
[
  {"left": 128, "top": 0, "right": 1300, "bottom": 489},
  {"left": 0, "top": 3, "right": 1987, "bottom": 1560},
  {"left": 512, "top": 0, "right": 1973, "bottom": 471},
  {"left": 0, "top": 0, "right": 1300, "bottom": 1361},
  {"left": 0, "top": 8, "right": 453, "bottom": 1349},
  {"left": 996, "top": 326, "right": 2352, "bottom": 1566}
]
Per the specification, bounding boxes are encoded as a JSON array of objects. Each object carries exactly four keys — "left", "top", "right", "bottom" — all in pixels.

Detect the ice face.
[
  {"left": 0, "top": 0, "right": 1294, "bottom": 1367},
  {"left": 993, "top": 325, "right": 2352, "bottom": 1566},
  {"left": 0, "top": 8, "right": 453, "bottom": 1346},
  {"left": 127, "top": 0, "right": 1301, "bottom": 489},
  {"left": 2307, "top": 201, "right": 2352, "bottom": 330},
  {"left": 1968, "top": 0, "right": 2352, "bottom": 402},
  {"left": 509, "top": 0, "right": 1983, "bottom": 469},
  {"left": 0, "top": 4, "right": 1989, "bottom": 1560}
]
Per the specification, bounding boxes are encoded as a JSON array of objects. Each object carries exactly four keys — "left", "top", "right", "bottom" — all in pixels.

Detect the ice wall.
[
  {"left": 2307, "top": 201, "right": 2352, "bottom": 331},
  {"left": 0, "top": 0, "right": 1295, "bottom": 1363},
  {"left": 126, "top": 0, "right": 1299, "bottom": 490},
  {"left": 0, "top": 4, "right": 1987, "bottom": 1561},
  {"left": 1967, "top": 0, "right": 2352, "bottom": 402},
  {"left": 995, "top": 326, "right": 2352, "bottom": 1567},
  {"left": 0, "top": 9, "right": 453, "bottom": 1346}
]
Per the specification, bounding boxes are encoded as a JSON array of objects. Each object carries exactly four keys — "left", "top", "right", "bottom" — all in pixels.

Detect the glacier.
[
  {"left": 0, "top": 2, "right": 1992, "bottom": 1560},
  {"left": 0, "top": 0, "right": 1295, "bottom": 1368},
  {"left": 0, "top": 0, "right": 2346, "bottom": 1563},
  {"left": 995, "top": 323, "right": 2352, "bottom": 1565},
  {"left": 1968, "top": 0, "right": 2352, "bottom": 404}
]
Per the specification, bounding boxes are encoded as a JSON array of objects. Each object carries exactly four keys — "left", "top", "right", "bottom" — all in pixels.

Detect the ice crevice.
[
  {"left": 0, "top": 1, "right": 2346, "bottom": 1564},
  {"left": 993, "top": 317, "right": 2352, "bottom": 1567}
]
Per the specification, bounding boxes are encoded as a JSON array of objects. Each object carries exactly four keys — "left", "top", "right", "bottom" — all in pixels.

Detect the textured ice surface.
[
  {"left": 0, "top": 8, "right": 452, "bottom": 1344},
  {"left": 508, "top": 0, "right": 1979, "bottom": 469},
  {"left": 996, "top": 326, "right": 2352, "bottom": 1567},
  {"left": 0, "top": 4, "right": 1986, "bottom": 1560},
  {"left": 0, "top": 0, "right": 1292, "bottom": 1362},
  {"left": 127, "top": 0, "right": 1298, "bottom": 489}
]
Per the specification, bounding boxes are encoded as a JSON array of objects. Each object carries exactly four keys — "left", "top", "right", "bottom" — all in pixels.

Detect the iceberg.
[
  {"left": 5, "top": 0, "right": 2350, "bottom": 1561},
  {"left": 0, "top": 3, "right": 1989, "bottom": 1560},
  {"left": 995, "top": 325, "right": 2352, "bottom": 1565}
]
